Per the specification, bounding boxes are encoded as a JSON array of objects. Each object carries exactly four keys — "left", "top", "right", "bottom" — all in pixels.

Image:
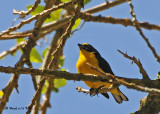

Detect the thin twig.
[
  {"left": 25, "top": 60, "right": 38, "bottom": 91},
  {"left": 13, "top": 0, "right": 41, "bottom": 18},
  {"left": 118, "top": 50, "right": 150, "bottom": 80},
  {"left": 26, "top": 77, "right": 45, "bottom": 114},
  {"left": 0, "top": 0, "right": 80, "bottom": 37},
  {"left": 83, "top": 0, "right": 127, "bottom": 14},
  {"left": 76, "top": 87, "right": 90, "bottom": 94},
  {"left": 76, "top": 84, "right": 118, "bottom": 95},
  {"left": 127, "top": 0, "right": 160, "bottom": 63},
  {"left": 0, "top": 41, "right": 25, "bottom": 59},
  {"left": 71, "top": 20, "right": 85, "bottom": 34}
]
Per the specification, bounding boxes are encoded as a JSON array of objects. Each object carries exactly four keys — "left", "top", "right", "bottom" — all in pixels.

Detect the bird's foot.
[
  {"left": 89, "top": 86, "right": 104, "bottom": 97},
  {"left": 89, "top": 88, "right": 97, "bottom": 97}
]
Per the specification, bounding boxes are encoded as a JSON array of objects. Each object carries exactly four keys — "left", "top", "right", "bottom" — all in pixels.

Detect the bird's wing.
[{"left": 95, "top": 54, "right": 114, "bottom": 75}]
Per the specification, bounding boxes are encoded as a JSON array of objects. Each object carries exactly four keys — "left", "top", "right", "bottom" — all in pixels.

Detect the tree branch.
[
  {"left": 0, "top": 33, "right": 32, "bottom": 40},
  {"left": 0, "top": 66, "right": 160, "bottom": 94},
  {"left": 127, "top": 0, "right": 160, "bottom": 63},
  {"left": 13, "top": 0, "right": 41, "bottom": 18},
  {"left": 0, "top": 41, "right": 25, "bottom": 59},
  {"left": 79, "top": 12, "right": 160, "bottom": 31},
  {"left": 83, "top": 0, "right": 127, "bottom": 14},
  {"left": 118, "top": 50, "right": 150, "bottom": 80},
  {"left": 0, "top": 0, "right": 80, "bottom": 37}
]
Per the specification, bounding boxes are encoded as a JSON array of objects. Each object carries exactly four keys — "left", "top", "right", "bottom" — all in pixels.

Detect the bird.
[{"left": 76, "top": 43, "right": 128, "bottom": 104}]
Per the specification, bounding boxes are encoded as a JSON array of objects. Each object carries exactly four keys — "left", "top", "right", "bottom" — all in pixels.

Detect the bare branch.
[
  {"left": 118, "top": 50, "right": 150, "bottom": 80},
  {"left": 76, "top": 84, "right": 118, "bottom": 95},
  {"left": 13, "top": 0, "right": 41, "bottom": 18},
  {"left": 0, "top": 66, "right": 160, "bottom": 94},
  {"left": 86, "top": 63, "right": 160, "bottom": 95},
  {"left": 50, "top": 1, "right": 83, "bottom": 67},
  {"left": 24, "top": 0, "right": 41, "bottom": 16},
  {"left": 0, "top": 41, "right": 25, "bottom": 59},
  {"left": 83, "top": 0, "right": 128, "bottom": 14},
  {"left": 0, "top": 33, "right": 32, "bottom": 40},
  {"left": 0, "top": 0, "right": 80, "bottom": 36},
  {"left": 26, "top": 77, "right": 45, "bottom": 114},
  {"left": 127, "top": 0, "right": 160, "bottom": 63},
  {"left": 79, "top": 12, "right": 160, "bottom": 31}
]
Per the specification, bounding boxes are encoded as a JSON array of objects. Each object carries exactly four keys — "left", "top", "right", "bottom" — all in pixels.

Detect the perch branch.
[{"left": 0, "top": 66, "right": 160, "bottom": 94}]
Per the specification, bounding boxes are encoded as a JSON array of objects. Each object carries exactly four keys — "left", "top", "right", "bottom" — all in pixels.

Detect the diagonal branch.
[
  {"left": 0, "top": 0, "right": 80, "bottom": 37},
  {"left": 118, "top": 50, "right": 150, "bottom": 80},
  {"left": 13, "top": 0, "right": 41, "bottom": 18},
  {"left": 127, "top": 0, "right": 160, "bottom": 63},
  {"left": 26, "top": 77, "right": 45, "bottom": 114},
  {"left": 0, "top": 41, "right": 25, "bottom": 59}
]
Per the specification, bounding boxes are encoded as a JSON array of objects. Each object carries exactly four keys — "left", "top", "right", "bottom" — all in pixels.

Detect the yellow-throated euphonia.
[{"left": 76, "top": 43, "right": 128, "bottom": 104}]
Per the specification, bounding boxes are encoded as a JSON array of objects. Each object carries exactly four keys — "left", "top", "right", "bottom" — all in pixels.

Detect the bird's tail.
[{"left": 112, "top": 89, "right": 128, "bottom": 104}]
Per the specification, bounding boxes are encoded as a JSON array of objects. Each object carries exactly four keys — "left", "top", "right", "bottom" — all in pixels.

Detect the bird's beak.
[{"left": 78, "top": 43, "right": 83, "bottom": 49}]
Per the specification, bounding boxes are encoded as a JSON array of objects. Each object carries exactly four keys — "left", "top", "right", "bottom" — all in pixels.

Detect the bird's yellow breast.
[{"left": 76, "top": 51, "right": 112, "bottom": 89}]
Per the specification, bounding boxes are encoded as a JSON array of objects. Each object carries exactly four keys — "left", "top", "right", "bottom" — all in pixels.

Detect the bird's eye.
[
  {"left": 85, "top": 45, "right": 92, "bottom": 52},
  {"left": 85, "top": 47, "right": 89, "bottom": 50}
]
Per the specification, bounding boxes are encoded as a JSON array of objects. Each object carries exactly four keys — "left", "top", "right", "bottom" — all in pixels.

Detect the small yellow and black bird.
[{"left": 76, "top": 43, "right": 128, "bottom": 104}]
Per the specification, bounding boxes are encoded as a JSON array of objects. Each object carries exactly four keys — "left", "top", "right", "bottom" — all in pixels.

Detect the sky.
[{"left": 0, "top": 0, "right": 160, "bottom": 114}]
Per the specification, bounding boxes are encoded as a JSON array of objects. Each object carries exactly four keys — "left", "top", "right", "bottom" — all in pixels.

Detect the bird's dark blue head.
[{"left": 78, "top": 43, "right": 99, "bottom": 54}]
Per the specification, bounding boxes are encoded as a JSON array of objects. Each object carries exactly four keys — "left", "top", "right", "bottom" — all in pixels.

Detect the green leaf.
[
  {"left": 26, "top": 5, "right": 44, "bottom": 16},
  {"left": 84, "top": 0, "right": 91, "bottom": 5},
  {"left": 41, "top": 81, "right": 49, "bottom": 94},
  {"left": 41, "top": 85, "right": 47, "bottom": 94},
  {"left": 11, "top": 53, "right": 16, "bottom": 56},
  {"left": 42, "top": 47, "right": 49, "bottom": 58},
  {"left": 61, "top": 0, "right": 70, "bottom": 2},
  {"left": 16, "top": 38, "right": 25, "bottom": 44},
  {"left": 72, "top": 18, "right": 81, "bottom": 30},
  {"left": 16, "top": 38, "right": 25, "bottom": 53},
  {"left": 30, "top": 48, "right": 42, "bottom": 63},
  {"left": 54, "top": 79, "right": 67, "bottom": 88},
  {"left": 45, "top": 9, "right": 62, "bottom": 23},
  {"left": 0, "top": 91, "right": 4, "bottom": 97},
  {"left": 59, "top": 56, "right": 65, "bottom": 68},
  {"left": 60, "top": 68, "right": 68, "bottom": 71}
]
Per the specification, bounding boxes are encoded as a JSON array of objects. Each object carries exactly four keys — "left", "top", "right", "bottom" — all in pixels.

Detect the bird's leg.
[
  {"left": 95, "top": 85, "right": 105, "bottom": 96},
  {"left": 89, "top": 85, "right": 105, "bottom": 97}
]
